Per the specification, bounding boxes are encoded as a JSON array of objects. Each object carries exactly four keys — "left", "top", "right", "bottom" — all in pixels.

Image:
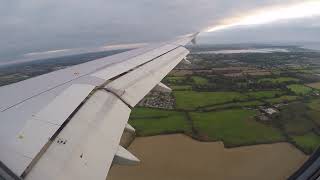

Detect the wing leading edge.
[{"left": 0, "top": 33, "right": 198, "bottom": 179}]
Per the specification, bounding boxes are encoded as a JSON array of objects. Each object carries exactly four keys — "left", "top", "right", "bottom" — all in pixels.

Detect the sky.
[{"left": 1, "top": 0, "right": 320, "bottom": 62}]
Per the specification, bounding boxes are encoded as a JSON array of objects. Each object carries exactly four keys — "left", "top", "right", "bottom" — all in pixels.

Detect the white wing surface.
[{"left": 0, "top": 33, "right": 198, "bottom": 180}]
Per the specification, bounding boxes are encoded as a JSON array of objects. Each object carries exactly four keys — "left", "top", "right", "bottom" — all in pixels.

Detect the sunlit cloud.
[{"left": 205, "top": 1, "right": 320, "bottom": 32}]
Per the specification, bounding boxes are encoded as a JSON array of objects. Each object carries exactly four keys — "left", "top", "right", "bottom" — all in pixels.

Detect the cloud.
[
  {"left": 0, "top": 0, "right": 313, "bottom": 61},
  {"left": 199, "top": 17, "right": 320, "bottom": 44},
  {"left": 205, "top": 1, "right": 320, "bottom": 32}
]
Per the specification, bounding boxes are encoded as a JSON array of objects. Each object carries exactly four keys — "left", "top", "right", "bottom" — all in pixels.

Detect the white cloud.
[{"left": 205, "top": 1, "right": 320, "bottom": 32}]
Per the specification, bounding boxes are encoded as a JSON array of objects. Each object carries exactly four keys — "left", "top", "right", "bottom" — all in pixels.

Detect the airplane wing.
[{"left": 0, "top": 33, "right": 198, "bottom": 180}]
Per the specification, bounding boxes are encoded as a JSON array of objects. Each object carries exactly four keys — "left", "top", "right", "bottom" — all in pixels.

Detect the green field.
[
  {"left": 292, "top": 132, "right": 320, "bottom": 154},
  {"left": 246, "top": 90, "right": 284, "bottom": 99},
  {"left": 164, "top": 76, "right": 186, "bottom": 84},
  {"left": 191, "top": 76, "right": 209, "bottom": 85},
  {"left": 190, "top": 109, "right": 285, "bottom": 146},
  {"left": 265, "top": 95, "right": 299, "bottom": 104},
  {"left": 271, "top": 70, "right": 283, "bottom": 75},
  {"left": 203, "top": 101, "right": 264, "bottom": 111},
  {"left": 287, "top": 84, "right": 313, "bottom": 95},
  {"left": 171, "top": 85, "right": 192, "bottom": 91},
  {"left": 174, "top": 91, "right": 248, "bottom": 110},
  {"left": 277, "top": 103, "right": 317, "bottom": 134},
  {"left": 307, "top": 99, "right": 320, "bottom": 126},
  {"left": 130, "top": 69, "right": 320, "bottom": 154},
  {"left": 129, "top": 108, "right": 191, "bottom": 136},
  {"left": 258, "top": 77, "right": 300, "bottom": 84},
  {"left": 309, "top": 111, "right": 320, "bottom": 126},
  {"left": 288, "top": 67, "right": 313, "bottom": 74},
  {"left": 130, "top": 108, "right": 175, "bottom": 118},
  {"left": 308, "top": 99, "right": 320, "bottom": 111},
  {"left": 311, "top": 69, "right": 320, "bottom": 74}
]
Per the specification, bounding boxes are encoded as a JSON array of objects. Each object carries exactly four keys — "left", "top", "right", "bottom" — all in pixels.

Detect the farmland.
[
  {"left": 171, "top": 85, "right": 192, "bottom": 91},
  {"left": 308, "top": 99, "right": 320, "bottom": 111},
  {"left": 246, "top": 90, "right": 284, "bottom": 99},
  {"left": 287, "top": 84, "right": 313, "bottom": 95},
  {"left": 292, "top": 133, "right": 320, "bottom": 154},
  {"left": 129, "top": 108, "right": 191, "bottom": 136},
  {"left": 132, "top": 77, "right": 320, "bottom": 154},
  {"left": 173, "top": 91, "right": 247, "bottom": 110},
  {"left": 307, "top": 82, "right": 320, "bottom": 89},
  {"left": 191, "top": 76, "right": 209, "bottom": 85},
  {"left": 203, "top": 100, "right": 264, "bottom": 111},
  {"left": 190, "top": 109, "right": 285, "bottom": 146},
  {"left": 259, "top": 77, "right": 300, "bottom": 84},
  {"left": 265, "top": 95, "right": 299, "bottom": 104},
  {"left": 130, "top": 107, "right": 285, "bottom": 147},
  {"left": 128, "top": 46, "right": 320, "bottom": 155}
]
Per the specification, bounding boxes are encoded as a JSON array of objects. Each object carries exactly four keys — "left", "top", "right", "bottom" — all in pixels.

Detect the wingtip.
[
  {"left": 190, "top": 32, "right": 200, "bottom": 45},
  {"left": 193, "top": 32, "right": 200, "bottom": 36}
]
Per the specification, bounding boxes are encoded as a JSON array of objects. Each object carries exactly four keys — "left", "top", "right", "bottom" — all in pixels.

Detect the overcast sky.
[{"left": 1, "top": 0, "right": 319, "bottom": 61}]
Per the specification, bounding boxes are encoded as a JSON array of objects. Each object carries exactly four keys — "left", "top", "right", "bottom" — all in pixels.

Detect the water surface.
[{"left": 108, "top": 134, "right": 307, "bottom": 180}]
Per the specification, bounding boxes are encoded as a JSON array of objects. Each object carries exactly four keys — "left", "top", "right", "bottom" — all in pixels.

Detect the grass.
[
  {"left": 246, "top": 90, "right": 284, "bottom": 99},
  {"left": 258, "top": 77, "right": 300, "bottom": 84},
  {"left": 309, "top": 111, "right": 320, "bottom": 127},
  {"left": 130, "top": 107, "right": 184, "bottom": 118},
  {"left": 173, "top": 91, "right": 248, "bottom": 110},
  {"left": 292, "top": 132, "right": 320, "bottom": 154},
  {"left": 171, "top": 85, "right": 192, "bottom": 91},
  {"left": 265, "top": 95, "right": 299, "bottom": 104},
  {"left": 277, "top": 103, "right": 317, "bottom": 135},
  {"left": 306, "top": 82, "right": 320, "bottom": 90},
  {"left": 203, "top": 101, "right": 264, "bottom": 111},
  {"left": 191, "top": 76, "right": 209, "bottom": 85},
  {"left": 271, "top": 70, "right": 283, "bottom": 75},
  {"left": 164, "top": 76, "right": 186, "bottom": 84},
  {"left": 307, "top": 99, "right": 320, "bottom": 126},
  {"left": 237, "top": 101, "right": 264, "bottom": 106},
  {"left": 190, "top": 109, "right": 285, "bottom": 146},
  {"left": 311, "top": 69, "right": 320, "bottom": 74},
  {"left": 129, "top": 108, "right": 191, "bottom": 136},
  {"left": 166, "top": 76, "right": 186, "bottom": 81},
  {"left": 287, "top": 84, "right": 313, "bottom": 95},
  {"left": 308, "top": 99, "right": 320, "bottom": 111}
]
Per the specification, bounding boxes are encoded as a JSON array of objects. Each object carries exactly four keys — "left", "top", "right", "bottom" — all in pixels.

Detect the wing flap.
[
  {"left": 25, "top": 90, "right": 131, "bottom": 180},
  {"left": 114, "top": 145, "right": 140, "bottom": 165},
  {"left": 0, "top": 84, "right": 95, "bottom": 176}
]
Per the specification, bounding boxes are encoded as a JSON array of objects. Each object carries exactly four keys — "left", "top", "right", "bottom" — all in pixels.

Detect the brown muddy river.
[{"left": 108, "top": 134, "right": 307, "bottom": 180}]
